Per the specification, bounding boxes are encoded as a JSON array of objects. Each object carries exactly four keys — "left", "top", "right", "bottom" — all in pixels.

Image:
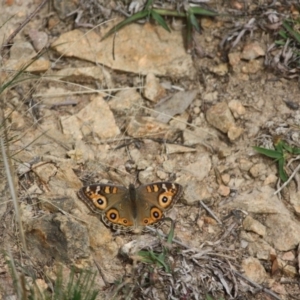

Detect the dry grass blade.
[{"left": 0, "top": 138, "right": 27, "bottom": 252}]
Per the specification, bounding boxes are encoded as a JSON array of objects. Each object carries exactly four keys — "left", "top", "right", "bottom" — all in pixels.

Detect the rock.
[
  {"left": 202, "top": 91, "right": 218, "bottom": 102},
  {"left": 169, "top": 113, "right": 188, "bottom": 130},
  {"left": 210, "top": 63, "right": 228, "bottom": 76},
  {"left": 10, "top": 41, "right": 36, "bottom": 59},
  {"left": 157, "top": 170, "right": 168, "bottom": 180},
  {"left": 139, "top": 167, "right": 156, "bottom": 184},
  {"left": 249, "top": 163, "right": 267, "bottom": 178},
  {"left": 181, "top": 178, "right": 211, "bottom": 205},
  {"left": 247, "top": 239, "right": 275, "bottom": 260},
  {"left": 263, "top": 174, "right": 278, "bottom": 186},
  {"left": 277, "top": 258, "right": 297, "bottom": 277},
  {"left": 206, "top": 102, "right": 235, "bottom": 133},
  {"left": 243, "top": 216, "right": 266, "bottom": 237},
  {"left": 60, "top": 95, "right": 120, "bottom": 140},
  {"left": 53, "top": 0, "right": 78, "bottom": 19},
  {"left": 289, "top": 190, "right": 300, "bottom": 215},
  {"left": 242, "top": 60, "right": 263, "bottom": 74},
  {"left": 242, "top": 257, "right": 267, "bottom": 284},
  {"left": 281, "top": 251, "right": 295, "bottom": 261},
  {"left": 225, "top": 186, "right": 289, "bottom": 214},
  {"left": 153, "top": 89, "right": 198, "bottom": 123},
  {"left": 126, "top": 116, "right": 174, "bottom": 138},
  {"left": 265, "top": 214, "right": 300, "bottom": 251},
  {"left": 162, "top": 160, "right": 176, "bottom": 173},
  {"left": 55, "top": 66, "right": 112, "bottom": 87},
  {"left": 109, "top": 89, "right": 143, "bottom": 113},
  {"left": 217, "top": 184, "right": 230, "bottom": 196},
  {"left": 228, "top": 52, "right": 241, "bottom": 68},
  {"left": 28, "top": 29, "right": 48, "bottom": 51},
  {"left": 228, "top": 100, "right": 246, "bottom": 118},
  {"left": 221, "top": 173, "right": 230, "bottom": 185},
  {"left": 33, "top": 163, "right": 57, "bottom": 183},
  {"left": 25, "top": 214, "right": 90, "bottom": 264},
  {"left": 143, "top": 73, "right": 166, "bottom": 102},
  {"left": 52, "top": 25, "right": 196, "bottom": 79},
  {"left": 228, "top": 125, "right": 244, "bottom": 141},
  {"left": 241, "top": 42, "right": 265, "bottom": 60},
  {"left": 182, "top": 153, "right": 211, "bottom": 181},
  {"left": 239, "top": 158, "right": 253, "bottom": 171}
]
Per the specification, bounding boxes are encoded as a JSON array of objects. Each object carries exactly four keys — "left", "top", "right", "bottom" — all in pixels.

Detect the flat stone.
[
  {"left": 52, "top": 24, "right": 196, "bottom": 79},
  {"left": 206, "top": 102, "right": 235, "bottom": 133},
  {"left": 226, "top": 186, "right": 289, "bottom": 214},
  {"left": 108, "top": 89, "right": 143, "bottom": 113},
  {"left": 241, "top": 42, "right": 265, "bottom": 60},
  {"left": 265, "top": 214, "right": 300, "bottom": 251},
  {"left": 126, "top": 116, "right": 173, "bottom": 138},
  {"left": 143, "top": 73, "right": 166, "bottom": 102},
  {"left": 243, "top": 216, "right": 266, "bottom": 237},
  {"left": 55, "top": 66, "right": 112, "bottom": 87},
  {"left": 242, "top": 257, "right": 267, "bottom": 284},
  {"left": 228, "top": 125, "right": 244, "bottom": 141},
  {"left": 60, "top": 95, "right": 120, "bottom": 140},
  {"left": 228, "top": 100, "right": 246, "bottom": 118},
  {"left": 182, "top": 153, "right": 211, "bottom": 181},
  {"left": 217, "top": 184, "right": 230, "bottom": 196}
]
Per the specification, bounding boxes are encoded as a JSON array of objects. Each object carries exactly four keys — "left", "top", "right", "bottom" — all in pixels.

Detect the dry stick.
[
  {"left": 0, "top": 0, "right": 49, "bottom": 56},
  {"left": 199, "top": 200, "right": 222, "bottom": 225},
  {"left": 232, "top": 270, "right": 282, "bottom": 300},
  {"left": 274, "top": 161, "right": 300, "bottom": 195},
  {"left": 0, "top": 138, "right": 27, "bottom": 252}
]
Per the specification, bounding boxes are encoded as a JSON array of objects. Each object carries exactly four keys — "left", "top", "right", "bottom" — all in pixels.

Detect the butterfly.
[{"left": 78, "top": 182, "right": 183, "bottom": 231}]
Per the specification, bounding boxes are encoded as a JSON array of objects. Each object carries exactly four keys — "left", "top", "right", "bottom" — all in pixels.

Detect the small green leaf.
[
  {"left": 144, "top": 0, "right": 154, "bottom": 10},
  {"left": 278, "top": 157, "right": 288, "bottom": 182},
  {"left": 152, "top": 8, "right": 185, "bottom": 17},
  {"left": 101, "top": 10, "right": 149, "bottom": 41},
  {"left": 278, "top": 29, "right": 288, "bottom": 39},
  {"left": 253, "top": 146, "right": 283, "bottom": 159},
  {"left": 190, "top": 7, "right": 218, "bottom": 17},
  {"left": 151, "top": 10, "right": 171, "bottom": 32},
  {"left": 282, "top": 20, "right": 300, "bottom": 45},
  {"left": 290, "top": 147, "right": 300, "bottom": 155},
  {"left": 189, "top": 12, "right": 201, "bottom": 33}
]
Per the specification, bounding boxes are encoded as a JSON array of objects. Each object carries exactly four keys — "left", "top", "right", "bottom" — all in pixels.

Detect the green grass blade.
[
  {"left": 186, "top": 13, "right": 193, "bottom": 52},
  {"left": 144, "top": 0, "right": 154, "bottom": 10},
  {"left": 101, "top": 10, "right": 149, "bottom": 41},
  {"left": 282, "top": 20, "right": 300, "bottom": 44},
  {"left": 152, "top": 8, "right": 186, "bottom": 17},
  {"left": 189, "top": 12, "right": 201, "bottom": 33},
  {"left": 278, "top": 157, "right": 288, "bottom": 182},
  {"left": 253, "top": 146, "right": 283, "bottom": 159},
  {"left": 190, "top": 7, "right": 218, "bottom": 17},
  {"left": 151, "top": 10, "right": 170, "bottom": 32}
]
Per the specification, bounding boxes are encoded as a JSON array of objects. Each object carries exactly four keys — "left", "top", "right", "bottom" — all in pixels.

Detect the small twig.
[
  {"left": 274, "top": 161, "right": 300, "bottom": 195},
  {"left": 50, "top": 99, "right": 78, "bottom": 109},
  {"left": 232, "top": 270, "right": 282, "bottom": 300},
  {"left": 200, "top": 200, "right": 222, "bottom": 225},
  {"left": 0, "top": 0, "right": 49, "bottom": 56}
]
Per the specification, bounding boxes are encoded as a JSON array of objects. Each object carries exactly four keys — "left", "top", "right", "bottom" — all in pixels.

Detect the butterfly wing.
[
  {"left": 78, "top": 184, "right": 135, "bottom": 229},
  {"left": 135, "top": 182, "right": 183, "bottom": 227}
]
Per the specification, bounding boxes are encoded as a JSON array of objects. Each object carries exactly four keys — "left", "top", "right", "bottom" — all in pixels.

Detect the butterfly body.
[{"left": 78, "top": 182, "right": 183, "bottom": 231}]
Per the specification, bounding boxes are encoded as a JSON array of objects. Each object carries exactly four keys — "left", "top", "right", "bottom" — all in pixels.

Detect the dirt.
[{"left": 1, "top": 0, "right": 300, "bottom": 299}]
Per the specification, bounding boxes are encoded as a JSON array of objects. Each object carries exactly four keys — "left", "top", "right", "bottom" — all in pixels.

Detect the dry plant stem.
[
  {"left": 274, "top": 159, "right": 300, "bottom": 195},
  {"left": 7, "top": 250, "right": 23, "bottom": 299},
  {"left": 0, "top": 0, "right": 49, "bottom": 56},
  {"left": 199, "top": 200, "right": 222, "bottom": 225},
  {"left": 0, "top": 138, "right": 27, "bottom": 252}
]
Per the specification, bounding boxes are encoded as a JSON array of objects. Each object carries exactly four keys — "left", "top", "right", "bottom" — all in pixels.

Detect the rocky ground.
[{"left": 1, "top": 0, "right": 300, "bottom": 299}]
